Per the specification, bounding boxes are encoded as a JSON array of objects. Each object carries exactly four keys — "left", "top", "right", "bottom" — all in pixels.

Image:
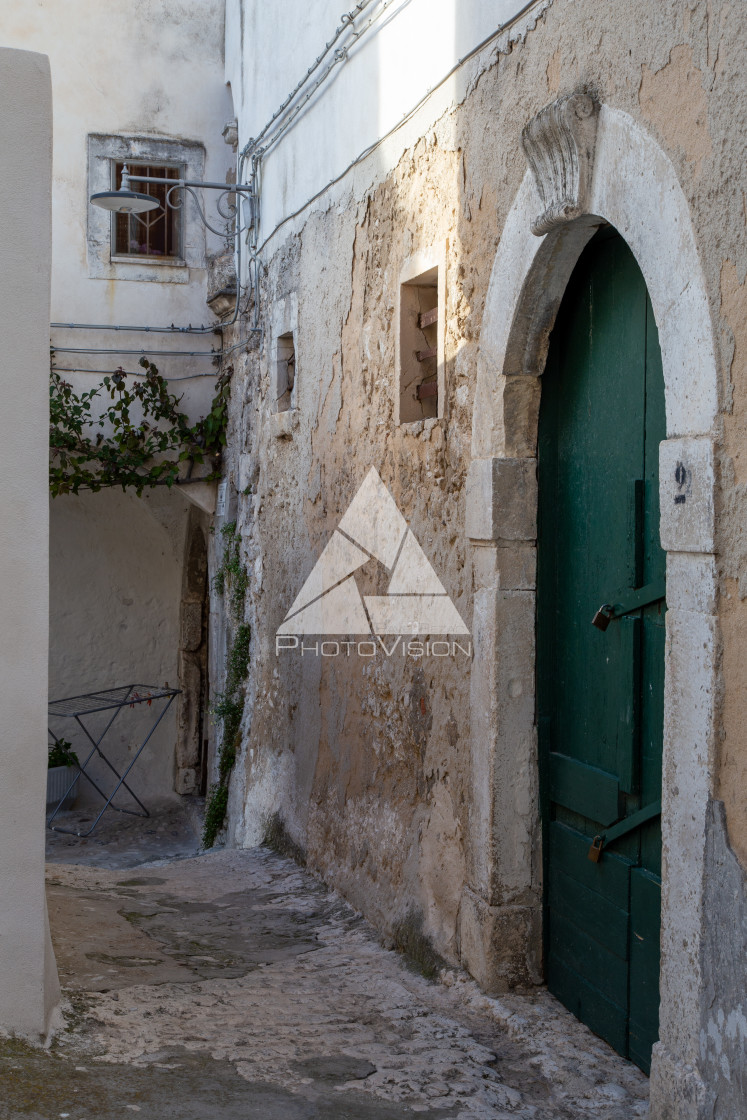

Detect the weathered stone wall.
[
  {"left": 699, "top": 800, "right": 747, "bottom": 1110},
  {"left": 222, "top": 4, "right": 747, "bottom": 1110}
]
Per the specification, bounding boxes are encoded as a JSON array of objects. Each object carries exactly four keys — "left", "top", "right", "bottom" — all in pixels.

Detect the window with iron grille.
[{"left": 112, "top": 162, "right": 183, "bottom": 259}]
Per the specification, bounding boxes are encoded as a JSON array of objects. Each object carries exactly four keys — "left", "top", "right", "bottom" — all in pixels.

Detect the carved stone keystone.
[
  {"left": 222, "top": 118, "right": 239, "bottom": 150},
  {"left": 521, "top": 91, "right": 600, "bottom": 236},
  {"left": 207, "top": 248, "right": 238, "bottom": 317}
]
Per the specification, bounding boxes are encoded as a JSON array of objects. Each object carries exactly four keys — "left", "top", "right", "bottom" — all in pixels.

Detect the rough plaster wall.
[
  {"left": 49, "top": 488, "right": 189, "bottom": 805},
  {"left": 222, "top": 0, "right": 747, "bottom": 978},
  {"left": 228, "top": 0, "right": 552, "bottom": 240},
  {"left": 701, "top": 800, "right": 747, "bottom": 1118},
  {"left": 718, "top": 248, "right": 747, "bottom": 868},
  {"left": 643, "top": 2, "right": 747, "bottom": 874},
  {"left": 233, "top": 159, "right": 474, "bottom": 958}
]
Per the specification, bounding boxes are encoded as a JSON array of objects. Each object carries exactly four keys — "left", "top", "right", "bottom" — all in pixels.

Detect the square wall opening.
[
  {"left": 275, "top": 331, "right": 296, "bottom": 413},
  {"left": 396, "top": 244, "right": 446, "bottom": 425}
]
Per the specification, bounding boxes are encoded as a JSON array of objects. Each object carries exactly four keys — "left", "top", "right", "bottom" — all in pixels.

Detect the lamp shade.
[{"left": 90, "top": 189, "right": 160, "bottom": 214}]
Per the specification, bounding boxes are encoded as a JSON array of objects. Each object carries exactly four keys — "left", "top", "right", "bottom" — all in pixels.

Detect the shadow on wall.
[{"left": 48, "top": 486, "right": 195, "bottom": 806}]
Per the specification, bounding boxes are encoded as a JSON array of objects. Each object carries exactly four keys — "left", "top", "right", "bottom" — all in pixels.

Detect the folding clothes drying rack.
[{"left": 47, "top": 683, "right": 180, "bottom": 837}]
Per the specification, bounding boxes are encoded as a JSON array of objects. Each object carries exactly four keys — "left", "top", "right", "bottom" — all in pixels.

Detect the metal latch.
[
  {"left": 591, "top": 580, "right": 666, "bottom": 632},
  {"left": 587, "top": 799, "right": 662, "bottom": 862}
]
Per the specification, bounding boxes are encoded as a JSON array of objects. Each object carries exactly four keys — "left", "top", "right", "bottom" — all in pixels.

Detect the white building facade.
[
  {"left": 1, "top": 3, "right": 746, "bottom": 1116},
  {"left": 2, "top": 0, "right": 233, "bottom": 801}
]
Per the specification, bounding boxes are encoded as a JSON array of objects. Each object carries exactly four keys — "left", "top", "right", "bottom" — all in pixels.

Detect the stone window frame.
[{"left": 87, "top": 133, "right": 206, "bottom": 284}]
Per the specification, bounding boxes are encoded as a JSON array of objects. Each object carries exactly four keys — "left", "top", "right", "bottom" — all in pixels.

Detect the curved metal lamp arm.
[
  {"left": 166, "top": 183, "right": 235, "bottom": 238},
  {"left": 123, "top": 172, "right": 254, "bottom": 238}
]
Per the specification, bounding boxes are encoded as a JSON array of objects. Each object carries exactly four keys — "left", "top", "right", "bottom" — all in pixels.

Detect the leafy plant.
[
  {"left": 212, "top": 522, "right": 248, "bottom": 621},
  {"left": 202, "top": 784, "right": 229, "bottom": 849},
  {"left": 225, "top": 623, "right": 251, "bottom": 695},
  {"left": 49, "top": 359, "right": 231, "bottom": 497},
  {"left": 212, "top": 693, "right": 244, "bottom": 780},
  {"left": 203, "top": 550, "right": 251, "bottom": 847},
  {"left": 48, "top": 738, "right": 79, "bottom": 769}
]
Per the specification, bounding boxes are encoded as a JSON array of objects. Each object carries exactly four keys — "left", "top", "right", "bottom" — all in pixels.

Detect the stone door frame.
[{"left": 461, "top": 103, "right": 719, "bottom": 1116}]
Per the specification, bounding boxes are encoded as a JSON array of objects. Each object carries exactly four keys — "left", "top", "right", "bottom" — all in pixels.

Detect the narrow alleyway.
[{"left": 2, "top": 805, "right": 649, "bottom": 1118}]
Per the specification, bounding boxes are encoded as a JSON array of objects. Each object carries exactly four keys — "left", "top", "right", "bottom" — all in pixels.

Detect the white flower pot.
[{"left": 47, "top": 765, "right": 78, "bottom": 811}]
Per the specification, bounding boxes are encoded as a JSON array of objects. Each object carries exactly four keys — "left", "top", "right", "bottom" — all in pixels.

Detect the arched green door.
[{"left": 537, "top": 229, "right": 665, "bottom": 1073}]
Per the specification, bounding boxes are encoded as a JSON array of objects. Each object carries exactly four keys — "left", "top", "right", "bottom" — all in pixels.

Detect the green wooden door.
[{"left": 537, "top": 229, "right": 666, "bottom": 1074}]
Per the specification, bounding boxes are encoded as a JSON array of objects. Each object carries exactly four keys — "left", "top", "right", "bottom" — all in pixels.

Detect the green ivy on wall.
[{"left": 49, "top": 358, "right": 230, "bottom": 496}]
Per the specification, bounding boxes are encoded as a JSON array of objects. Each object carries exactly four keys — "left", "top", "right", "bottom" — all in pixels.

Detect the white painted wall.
[
  {"left": 1, "top": 1, "right": 231, "bottom": 806},
  {"left": 49, "top": 489, "right": 191, "bottom": 807},
  {"left": 2, "top": 0, "right": 232, "bottom": 336},
  {"left": 3, "top": 0, "right": 233, "bottom": 392},
  {"left": 0, "top": 46, "right": 60, "bottom": 1037},
  {"left": 226, "top": 0, "right": 542, "bottom": 249}
]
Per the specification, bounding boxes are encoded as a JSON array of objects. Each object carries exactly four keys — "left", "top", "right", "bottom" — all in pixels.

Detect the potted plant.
[{"left": 47, "top": 738, "right": 79, "bottom": 811}]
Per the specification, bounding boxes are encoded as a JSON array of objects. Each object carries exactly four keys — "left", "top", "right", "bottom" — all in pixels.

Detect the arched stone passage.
[
  {"left": 175, "top": 507, "right": 210, "bottom": 796},
  {"left": 461, "top": 105, "right": 719, "bottom": 1116}
]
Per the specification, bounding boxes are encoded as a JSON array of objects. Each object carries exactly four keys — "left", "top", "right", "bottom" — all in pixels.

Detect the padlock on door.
[{"left": 591, "top": 604, "right": 614, "bottom": 631}]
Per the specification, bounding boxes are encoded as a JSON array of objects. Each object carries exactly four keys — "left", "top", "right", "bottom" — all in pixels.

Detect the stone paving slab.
[
  {"left": 3, "top": 808, "right": 651, "bottom": 1117},
  {"left": 3, "top": 834, "right": 652, "bottom": 1119},
  {"left": 45, "top": 797, "right": 203, "bottom": 869}
]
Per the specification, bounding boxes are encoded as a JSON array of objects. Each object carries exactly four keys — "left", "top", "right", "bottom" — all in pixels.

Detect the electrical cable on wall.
[
  {"left": 241, "top": 0, "right": 379, "bottom": 155},
  {"left": 52, "top": 347, "right": 219, "bottom": 358},
  {"left": 51, "top": 367, "right": 221, "bottom": 381},
  {"left": 53, "top": 0, "right": 545, "bottom": 357},
  {"left": 251, "top": 0, "right": 545, "bottom": 254}
]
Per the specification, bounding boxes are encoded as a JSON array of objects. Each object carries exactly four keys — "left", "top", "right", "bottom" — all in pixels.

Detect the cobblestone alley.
[{"left": 1, "top": 803, "right": 649, "bottom": 1119}]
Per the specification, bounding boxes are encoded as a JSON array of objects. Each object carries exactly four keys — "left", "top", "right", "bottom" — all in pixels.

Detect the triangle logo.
[{"left": 278, "top": 467, "right": 469, "bottom": 636}]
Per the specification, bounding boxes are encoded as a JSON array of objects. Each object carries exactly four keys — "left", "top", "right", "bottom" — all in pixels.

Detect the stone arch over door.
[{"left": 460, "top": 102, "right": 719, "bottom": 1116}]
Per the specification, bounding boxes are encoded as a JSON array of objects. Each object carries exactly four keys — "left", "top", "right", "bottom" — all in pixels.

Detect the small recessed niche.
[
  {"left": 275, "top": 331, "right": 295, "bottom": 413},
  {"left": 397, "top": 246, "right": 445, "bottom": 425}
]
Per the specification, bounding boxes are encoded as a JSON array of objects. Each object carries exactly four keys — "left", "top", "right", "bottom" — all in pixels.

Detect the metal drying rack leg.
[
  {"left": 47, "top": 703, "right": 127, "bottom": 830},
  {"left": 47, "top": 687, "right": 179, "bottom": 838},
  {"left": 47, "top": 726, "right": 126, "bottom": 807}
]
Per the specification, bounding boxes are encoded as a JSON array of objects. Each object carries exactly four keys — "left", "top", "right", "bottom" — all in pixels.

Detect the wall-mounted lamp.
[{"left": 90, "top": 164, "right": 255, "bottom": 236}]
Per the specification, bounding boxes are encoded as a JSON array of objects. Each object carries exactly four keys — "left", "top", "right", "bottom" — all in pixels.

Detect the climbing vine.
[
  {"left": 211, "top": 516, "right": 249, "bottom": 620},
  {"left": 50, "top": 361, "right": 247, "bottom": 845},
  {"left": 203, "top": 521, "right": 250, "bottom": 848},
  {"left": 50, "top": 359, "right": 244, "bottom": 845},
  {"left": 49, "top": 358, "right": 230, "bottom": 496}
]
